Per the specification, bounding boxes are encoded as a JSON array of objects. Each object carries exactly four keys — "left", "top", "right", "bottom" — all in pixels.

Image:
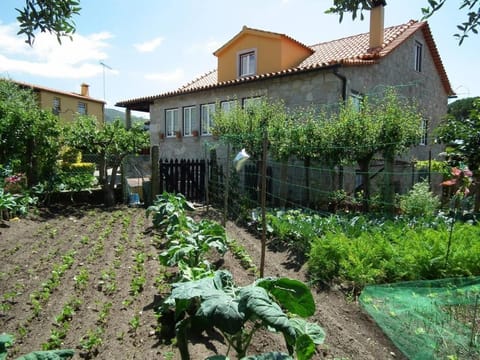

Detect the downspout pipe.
[{"left": 332, "top": 65, "right": 347, "bottom": 103}]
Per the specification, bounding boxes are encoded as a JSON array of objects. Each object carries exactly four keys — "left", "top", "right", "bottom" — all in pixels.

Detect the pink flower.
[{"left": 441, "top": 166, "right": 473, "bottom": 197}]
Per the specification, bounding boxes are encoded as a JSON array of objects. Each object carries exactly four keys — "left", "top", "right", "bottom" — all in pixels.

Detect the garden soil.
[{"left": 0, "top": 205, "right": 406, "bottom": 360}]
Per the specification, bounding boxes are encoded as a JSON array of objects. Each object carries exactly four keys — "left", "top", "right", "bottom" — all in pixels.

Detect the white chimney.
[
  {"left": 369, "top": 1, "right": 386, "bottom": 50},
  {"left": 80, "top": 83, "right": 90, "bottom": 97}
]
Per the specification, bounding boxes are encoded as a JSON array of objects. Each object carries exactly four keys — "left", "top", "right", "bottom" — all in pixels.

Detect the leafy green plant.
[
  {"left": 74, "top": 268, "right": 89, "bottom": 290},
  {"left": 441, "top": 166, "right": 474, "bottom": 266},
  {"left": 159, "top": 219, "right": 228, "bottom": 268},
  {"left": 177, "top": 260, "right": 215, "bottom": 282},
  {"left": 78, "top": 328, "right": 103, "bottom": 357},
  {"left": 308, "top": 217, "right": 480, "bottom": 290},
  {"left": 0, "top": 189, "right": 16, "bottom": 220},
  {"left": 129, "top": 314, "right": 141, "bottom": 333},
  {"left": 42, "top": 328, "right": 69, "bottom": 350},
  {"left": 130, "top": 275, "right": 146, "bottom": 296},
  {"left": 1, "top": 333, "right": 74, "bottom": 360},
  {"left": 98, "top": 269, "right": 117, "bottom": 295},
  {"left": 55, "top": 304, "right": 75, "bottom": 323},
  {"left": 399, "top": 181, "right": 440, "bottom": 218},
  {"left": 162, "top": 270, "right": 325, "bottom": 359},
  {"left": 146, "top": 192, "right": 195, "bottom": 234},
  {"left": 265, "top": 210, "right": 320, "bottom": 259},
  {"left": 55, "top": 171, "right": 97, "bottom": 192},
  {"left": 97, "top": 302, "right": 112, "bottom": 325},
  {"left": 228, "top": 239, "right": 258, "bottom": 276},
  {"left": 148, "top": 192, "right": 228, "bottom": 280}
]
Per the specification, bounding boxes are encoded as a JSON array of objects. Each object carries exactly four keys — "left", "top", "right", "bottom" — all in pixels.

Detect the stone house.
[{"left": 117, "top": 4, "right": 455, "bottom": 204}]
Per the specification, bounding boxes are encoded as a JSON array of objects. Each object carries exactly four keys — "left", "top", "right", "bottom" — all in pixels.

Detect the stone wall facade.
[{"left": 148, "top": 30, "right": 449, "bottom": 204}]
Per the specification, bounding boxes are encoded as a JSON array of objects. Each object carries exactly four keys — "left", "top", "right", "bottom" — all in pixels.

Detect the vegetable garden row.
[{"left": 1, "top": 189, "right": 479, "bottom": 359}]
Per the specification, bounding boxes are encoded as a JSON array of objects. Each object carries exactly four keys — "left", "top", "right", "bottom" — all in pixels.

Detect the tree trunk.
[
  {"left": 279, "top": 159, "right": 288, "bottom": 208},
  {"left": 103, "top": 185, "right": 116, "bottom": 207},
  {"left": 383, "top": 152, "right": 395, "bottom": 214},
  {"left": 338, "top": 165, "right": 344, "bottom": 190},
  {"left": 474, "top": 174, "right": 480, "bottom": 213},
  {"left": 303, "top": 157, "right": 311, "bottom": 206},
  {"left": 98, "top": 154, "right": 116, "bottom": 207},
  {"left": 26, "top": 138, "right": 38, "bottom": 187},
  {"left": 358, "top": 158, "right": 371, "bottom": 213}
]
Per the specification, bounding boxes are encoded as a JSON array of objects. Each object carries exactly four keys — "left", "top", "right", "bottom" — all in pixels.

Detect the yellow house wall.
[
  {"left": 280, "top": 38, "right": 312, "bottom": 69},
  {"left": 217, "top": 33, "right": 311, "bottom": 83},
  {"left": 37, "top": 90, "right": 104, "bottom": 123}
]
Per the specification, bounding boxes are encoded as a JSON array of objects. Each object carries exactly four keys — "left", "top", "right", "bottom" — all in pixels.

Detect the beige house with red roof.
[
  {"left": 14, "top": 81, "right": 105, "bottom": 123},
  {"left": 117, "top": 3, "right": 454, "bottom": 199}
]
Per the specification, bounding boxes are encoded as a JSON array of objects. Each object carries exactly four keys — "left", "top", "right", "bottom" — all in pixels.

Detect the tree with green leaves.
[
  {"left": 0, "top": 78, "right": 61, "bottom": 186},
  {"left": 282, "top": 107, "right": 334, "bottom": 205},
  {"left": 214, "top": 98, "right": 292, "bottom": 206},
  {"left": 326, "top": 0, "right": 479, "bottom": 44},
  {"left": 375, "top": 88, "right": 423, "bottom": 213},
  {"left": 332, "top": 96, "right": 381, "bottom": 212},
  {"left": 213, "top": 98, "right": 288, "bottom": 159},
  {"left": 15, "top": 0, "right": 81, "bottom": 45},
  {"left": 436, "top": 97, "right": 480, "bottom": 211},
  {"left": 62, "top": 116, "right": 149, "bottom": 206},
  {"left": 329, "top": 88, "right": 422, "bottom": 213}
]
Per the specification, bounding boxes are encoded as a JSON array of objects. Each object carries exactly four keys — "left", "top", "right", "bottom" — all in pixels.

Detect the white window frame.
[
  {"left": 183, "top": 106, "right": 196, "bottom": 136},
  {"left": 77, "top": 102, "right": 87, "bottom": 115},
  {"left": 165, "top": 108, "right": 179, "bottom": 137},
  {"left": 238, "top": 49, "right": 256, "bottom": 77},
  {"left": 242, "top": 96, "right": 262, "bottom": 110},
  {"left": 420, "top": 118, "right": 428, "bottom": 146},
  {"left": 414, "top": 41, "right": 423, "bottom": 72},
  {"left": 201, "top": 103, "right": 215, "bottom": 135},
  {"left": 221, "top": 100, "right": 237, "bottom": 113},
  {"left": 350, "top": 91, "right": 363, "bottom": 111}
]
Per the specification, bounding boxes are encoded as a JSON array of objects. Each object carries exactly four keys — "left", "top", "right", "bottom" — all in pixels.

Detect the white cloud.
[
  {"left": 0, "top": 55, "right": 103, "bottom": 78},
  {"left": 0, "top": 22, "right": 115, "bottom": 79},
  {"left": 134, "top": 37, "right": 164, "bottom": 53},
  {"left": 144, "top": 68, "right": 184, "bottom": 82},
  {"left": 187, "top": 39, "right": 222, "bottom": 55},
  {"left": 0, "top": 23, "right": 29, "bottom": 54}
]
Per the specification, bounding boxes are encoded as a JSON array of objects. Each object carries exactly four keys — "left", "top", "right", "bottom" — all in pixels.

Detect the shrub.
[
  {"left": 60, "top": 146, "right": 82, "bottom": 163},
  {"left": 61, "top": 162, "right": 95, "bottom": 174},
  {"left": 308, "top": 219, "right": 480, "bottom": 290},
  {"left": 399, "top": 181, "right": 440, "bottom": 218}
]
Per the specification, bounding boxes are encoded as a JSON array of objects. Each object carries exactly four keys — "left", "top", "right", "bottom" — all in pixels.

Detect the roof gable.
[
  {"left": 214, "top": 26, "right": 312, "bottom": 57},
  {"left": 214, "top": 26, "right": 314, "bottom": 83}
]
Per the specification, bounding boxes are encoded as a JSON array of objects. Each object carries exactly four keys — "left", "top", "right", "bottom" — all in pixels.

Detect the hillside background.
[{"left": 105, "top": 108, "right": 149, "bottom": 128}]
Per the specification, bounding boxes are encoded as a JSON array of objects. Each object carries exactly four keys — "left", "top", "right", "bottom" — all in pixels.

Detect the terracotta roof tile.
[
  {"left": 13, "top": 80, "right": 106, "bottom": 104},
  {"left": 180, "top": 70, "right": 217, "bottom": 90},
  {"left": 116, "top": 20, "right": 454, "bottom": 109}
]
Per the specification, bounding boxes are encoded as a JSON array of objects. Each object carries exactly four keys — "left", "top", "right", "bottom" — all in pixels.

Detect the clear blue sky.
[{"left": 0, "top": 0, "right": 477, "bottom": 116}]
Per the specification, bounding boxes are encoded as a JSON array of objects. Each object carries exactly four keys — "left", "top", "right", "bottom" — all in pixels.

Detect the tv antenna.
[{"left": 99, "top": 61, "right": 113, "bottom": 101}]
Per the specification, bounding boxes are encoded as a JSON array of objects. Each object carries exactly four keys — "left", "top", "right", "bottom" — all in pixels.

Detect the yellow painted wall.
[
  {"left": 216, "top": 30, "right": 311, "bottom": 83},
  {"left": 37, "top": 90, "right": 104, "bottom": 123},
  {"left": 280, "top": 37, "right": 312, "bottom": 70}
]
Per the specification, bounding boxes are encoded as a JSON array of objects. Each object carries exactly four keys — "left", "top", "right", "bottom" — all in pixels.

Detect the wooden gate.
[{"left": 159, "top": 159, "right": 206, "bottom": 202}]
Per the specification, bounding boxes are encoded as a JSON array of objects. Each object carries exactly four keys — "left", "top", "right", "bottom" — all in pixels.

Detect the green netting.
[{"left": 359, "top": 277, "right": 480, "bottom": 360}]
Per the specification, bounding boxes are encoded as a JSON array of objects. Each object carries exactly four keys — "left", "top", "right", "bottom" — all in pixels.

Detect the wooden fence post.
[
  {"left": 223, "top": 144, "right": 230, "bottom": 227},
  {"left": 151, "top": 145, "right": 160, "bottom": 202}
]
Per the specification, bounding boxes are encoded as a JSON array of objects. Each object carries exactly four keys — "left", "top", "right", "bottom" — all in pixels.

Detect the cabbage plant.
[{"left": 162, "top": 270, "right": 325, "bottom": 359}]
